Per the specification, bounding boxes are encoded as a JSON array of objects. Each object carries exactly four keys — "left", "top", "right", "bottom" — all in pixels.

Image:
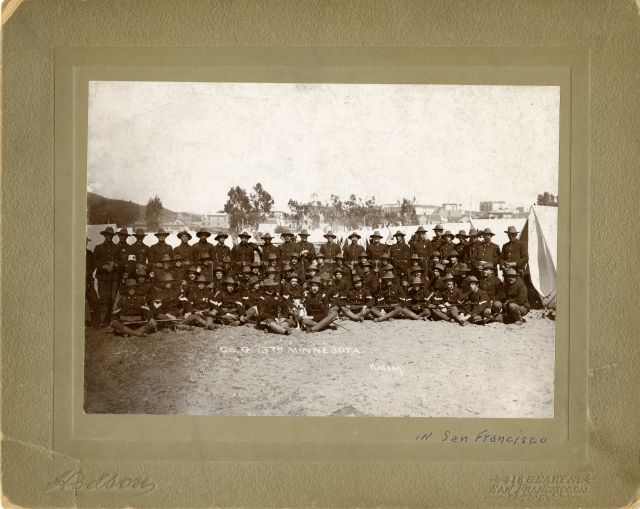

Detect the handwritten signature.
[{"left": 44, "top": 471, "right": 155, "bottom": 494}]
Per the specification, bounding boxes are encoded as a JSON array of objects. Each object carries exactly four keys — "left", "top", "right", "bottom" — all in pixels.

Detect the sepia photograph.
[{"left": 84, "top": 81, "right": 559, "bottom": 418}]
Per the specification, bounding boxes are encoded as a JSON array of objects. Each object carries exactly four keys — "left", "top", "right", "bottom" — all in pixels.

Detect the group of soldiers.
[{"left": 86, "top": 223, "right": 531, "bottom": 336}]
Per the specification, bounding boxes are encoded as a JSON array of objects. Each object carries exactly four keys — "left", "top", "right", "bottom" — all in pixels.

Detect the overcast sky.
[{"left": 87, "top": 81, "right": 559, "bottom": 214}]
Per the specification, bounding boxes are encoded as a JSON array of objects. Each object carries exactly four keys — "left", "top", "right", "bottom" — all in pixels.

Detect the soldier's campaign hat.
[
  {"left": 175, "top": 230, "right": 191, "bottom": 240},
  {"left": 316, "top": 252, "right": 325, "bottom": 258},
  {"left": 222, "top": 276, "right": 237, "bottom": 285},
  {"left": 409, "top": 266, "right": 425, "bottom": 274},
  {"left": 449, "top": 251, "right": 459, "bottom": 257},
  {"left": 134, "top": 228, "right": 147, "bottom": 237},
  {"left": 335, "top": 253, "right": 344, "bottom": 260},
  {"left": 286, "top": 272, "right": 300, "bottom": 280},
  {"left": 117, "top": 228, "right": 130, "bottom": 236},
  {"left": 323, "top": 231, "right": 337, "bottom": 238},
  {"left": 360, "top": 260, "right": 371, "bottom": 266},
  {"left": 135, "top": 268, "right": 148, "bottom": 277},
  {"left": 265, "top": 266, "right": 278, "bottom": 274},
  {"left": 411, "top": 276, "right": 423, "bottom": 286},
  {"left": 415, "top": 226, "right": 427, "bottom": 234},
  {"left": 359, "top": 252, "right": 369, "bottom": 258},
  {"left": 352, "top": 275, "right": 362, "bottom": 283},
  {"left": 222, "top": 256, "right": 232, "bottom": 264},
  {"left": 241, "top": 266, "right": 251, "bottom": 274},
  {"left": 124, "top": 279, "right": 138, "bottom": 288},
  {"left": 309, "top": 276, "right": 323, "bottom": 285},
  {"left": 320, "top": 272, "right": 333, "bottom": 281},
  {"left": 481, "top": 262, "right": 494, "bottom": 270},
  {"left": 393, "top": 230, "right": 406, "bottom": 237},
  {"left": 505, "top": 226, "right": 519, "bottom": 234},
  {"left": 160, "top": 254, "right": 173, "bottom": 262},
  {"left": 173, "top": 254, "right": 183, "bottom": 261},
  {"left": 306, "top": 265, "right": 319, "bottom": 274},
  {"left": 434, "top": 264, "right": 445, "bottom": 272},
  {"left": 382, "top": 271, "right": 396, "bottom": 280},
  {"left": 199, "top": 252, "right": 211, "bottom": 260},
  {"left": 467, "top": 276, "right": 479, "bottom": 283},
  {"left": 268, "top": 252, "right": 279, "bottom": 260},
  {"left": 196, "top": 227, "right": 212, "bottom": 238},
  {"left": 433, "top": 224, "right": 444, "bottom": 231},
  {"left": 468, "top": 228, "right": 479, "bottom": 237},
  {"left": 456, "top": 263, "right": 471, "bottom": 272},
  {"left": 162, "top": 273, "right": 175, "bottom": 282},
  {"left": 432, "top": 251, "right": 441, "bottom": 257},
  {"left": 100, "top": 226, "right": 116, "bottom": 235},
  {"left": 281, "top": 229, "right": 295, "bottom": 237},
  {"left": 238, "top": 231, "right": 251, "bottom": 238},
  {"left": 370, "top": 230, "right": 383, "bottom": 238},
  {"left": 155, "top": 228, "right": 169, "bottom": 237},
  {"left": 187, "top": 266, "right": 198, "bottom": 273},
  {"left": 197, "top": 274, "right": 210, "bottom": 283},
  {"left": 482, "top": 228, "right": 495, "bottom": 236},
  {"left": 250, "top": 261, "right": 261, "bottom": 268},
  {"left": 247, "top": 275, "right": 261, "bottom": 286},
  {"left": 334, "top": 266, "right": 347, "bottom": 275},
  {"left": 262, "top": 232, "right": 273, "bottom": 240},
  {"left": 384, "top": 262, "right": 395, "bottom": 271},
  {"left": 410, "top": 254, "right": 420, "bottom": 260},
  {"left": 504, "top": 268, "right": 518, "bottom": 277},
  {"left": 263, "top": 279, "right": 279, "bottom": 287},
  {"left": 455, "top": 230, "right": 468, "bottom": 238},
  {"left": 442, "top": 230, "right": 455, "bottom": 238},
  {"left": 381, "top": 253, "right": 391, "bottom": 260},
  {"left": 442, "top": 273, "right": 455, "bottom": 281},
  {"left": 299, "top": 229, "right": 310, "bottom": 237},
  {"left": 282, "top": 263, "right": 293, "bottom": 272},
  {"left": 290, "top": 251, "right": 300, "bottom": 258},
  {"left": 348, "top": 232, "right": 361, "bottom": 239},
  {"left": 214, "top": 231, "right": 228, "bottom": 240},
  {"left": 213, "top": 264, "right": 226, "bottom": 273}
]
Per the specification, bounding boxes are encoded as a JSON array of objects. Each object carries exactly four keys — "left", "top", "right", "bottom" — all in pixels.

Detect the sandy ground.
[{"left": 84, "top": 311, "right": 555, "bottom": 417}]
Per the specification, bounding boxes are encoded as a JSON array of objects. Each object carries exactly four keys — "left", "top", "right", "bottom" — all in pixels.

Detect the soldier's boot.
[
  {"left": 449, "top": 306, "right": 464, "bottom": 325},
  {"left": 110, "top": 321, "right": 147, "bottom": 337},
  {"left": 431, "top": 309, "right": 450, "bottom": 321},
  {"left": 138, "top": 323, "right": 156, "bottom": 335},
  {"left": 310, "top": 309, "right": 339, "bottom": 332},
  {"left": 375, "top": 307, "right": 402, "bottom": 322},
  {"left": 418, "top": 309, "right": 431, "bottom": 320},
  {"left": 341, "top": 307, "right": 361, "bottom": 322},
  {"left": 182, "top": 314, "right": 203, "bottom": 326},
  {"left": 401, "top": 308, "right": 422, "bottom": 320},
  {"left": 358, "top": 308, "right": 371, "bottom": 321},
  {"left": 268, "top": 322, "right": 290, "bottom": 335},
  {"left": 471, "top": 315, "right": 484, "bottom": 325},
  {"left": 241, "top": 307, "right": 258, "bottom": 323},
  {"left": 370, "top": 308, "right": 383, "bottom": 319}
]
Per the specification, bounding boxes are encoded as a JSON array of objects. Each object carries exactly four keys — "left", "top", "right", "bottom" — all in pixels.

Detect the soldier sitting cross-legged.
[
  {"left": 110, "top": 279, "right": 157, "bottom": 337},
  {"left": 341, "top": 275, "right": 374, "bottom": 322}
]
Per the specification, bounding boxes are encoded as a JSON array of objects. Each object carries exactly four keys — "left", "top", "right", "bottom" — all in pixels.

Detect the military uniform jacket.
[
  {"left": 440, "top": 286, "right": 465, "bottom": 306},
  {"left": 453, "top": 241, "right": 470, "bottom": 263},
  {"left": 148, "top": 243, "right": 174, "bottom": 266},
  {"left": 212, "top": 244, "right": 231, "bottom": 265},
  {"left": 127, "top": 241, "right": 150, "bottom": 268},
  {"left": 389, "top": 242, "right": 411, "bottom": 272},
  {"left": 281, "top": 285, "right": 305, "bottom": 309},
  {"left": 213, "top": 289, "right": 245, "bottom": 315},
  {"left": 147, "top": 288, "right": 183, "bottom": 317},
  {"left": 115, "top": 241, "right": 132, "bottom": 275},
  {"left": 318, "top": 242, "right": 341, "bottom": 260},
  {"left": 411, "top": 239, "right": 434, "bottom": 263},
  {"left": 500, "top": 240, "right": 529, "bottom": 269},
  {"left": 211, "top": 277, "right": 227, "bottom": 294},
  {"left": 258, "top": 292, "right": 282, "bottom": 321},
  {"left": 376, "top": 285, "right": 406, "bottom": 307},
  {"left": 287, "top": 261, "right": 306, "bottom": 285},
  {"left": 304, "top": 291, "right": 330, "bottom": 318},
  {"left": 438, "top": 241, "right": 457, "bottom": 259},
  {"left": 360, "top": 271, "right": 379, "bottom": 295},
  {"left": 464, "top": 289, "right": 491, "bottom": 316},
  {"left": 343, "top": 243, "right": 365, "bottom": 265},
  {"left": 334, "top": 277, "right": 351, "bottom": 298},
  {"left": 347, "top": 288, "right": 374, "bottom": 307},
  {"left": 470, "top": 242, "right": 500, "bottom": 269},
  {"left": 504, "top": 280, "right": 530, "bottom": 308},
  {"left": 186, "top": 288, "right": 215, "bottom": 313},
  {"left": 151, "top": 268, "right": 180, "bottom": 287},
  {"left": 232, "top": 243, "right": 257, "bottom": 268},
  {"left": 92, "top": 241, "right": 120, "bottom": 281},
  {"left": 478, "top": 274, "right": 505, "bottom": 301},
  {"left": 366, "top": 243, "right": 388, "bottom": 270},
  {"left": 113, "top": 294, "right": 152, "bottom": 321},
  {"left": 259, "top": 244, "right": 281, "bottom": 266},
  {"left": 296, "top": 241, "right": 316, "bottom": 259},
  {"left": 407, "top": 287, "right": 430, "bottom": 309},
  {"left": 279, "top": 241, "right": 301, "bottom": 263},
  {"left": 192, "top": 240, "right": 215, "bottom": 262},
  {"left": 174, "top": 243, "right": 197, "bottom": 265},
  {"left": 242, "top": 289, "right": 263, "bottom": 309}
]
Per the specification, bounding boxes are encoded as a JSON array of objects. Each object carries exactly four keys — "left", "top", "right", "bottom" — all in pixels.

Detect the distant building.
[
  {"left": 202, "top": 213, "right": 229, "bottom": 229},
  {"left": 418, "top": 214, "right": 443, "bottom": 225}
]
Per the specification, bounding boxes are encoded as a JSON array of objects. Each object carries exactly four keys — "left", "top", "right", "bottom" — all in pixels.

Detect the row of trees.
[{"left": 223, "top": 183, "right": 275, "bottom": 231}]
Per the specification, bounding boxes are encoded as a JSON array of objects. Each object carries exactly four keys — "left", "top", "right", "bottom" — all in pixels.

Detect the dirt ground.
[{"left": 84, "top": 311, "right": 555, "bottom": 417}]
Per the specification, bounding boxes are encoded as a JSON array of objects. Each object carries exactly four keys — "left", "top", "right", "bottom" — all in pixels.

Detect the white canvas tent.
[{"left": 519, "top": 205, "right": 558, "bottom": 308}]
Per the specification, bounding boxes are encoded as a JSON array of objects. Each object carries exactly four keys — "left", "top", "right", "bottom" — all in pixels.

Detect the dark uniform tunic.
[
  {"left": 406, "top": 287, "right": 430, "bottom": 311},
  {"left": 410, "top": 239, "right": 434, "bottom": 269},
  {"left": 366, "top": 243, "right": 388, "bottom": 272},
  {"left": 112, "top": 294, "right": 152, "bottom": 322},
  {"left": 304, "top": 292, "right": 331, "bottom": 321},
  {"left": 148, "top": 242, "right": 174, "bottom": 266},
  {"left": 343, "top": 243, "right": 365, "bottom": 266},
  {"left": 500, "top": 239, "right": 529, "bottom": 270},
  {"left": 453, "top": 241, "right": 470, "bottom": 264},
  {"left": 359, "top": 271, "right": 379, "bottom": 296},
  {"left": 148, "top": 288, "right": 183, "bottom": 317},
  {"left": 441, "top": 286, "right": 465, "bottom": 307},
  {"left": 186, "top": 288, "right": 215, "bottom": 313},
  {"left": 241, "top": 288, "right": 263, "bottom": 309},
  {"left": 347, "top": 288, "right": 374, "bottom": 310},
  {"left": 389, "top": 241, "right": 411, "bottom": 276},
  {"left": 318, "top": 242, "right": 341, "bottom": 261},
  {"left": 258, "top": 292, "right": 282, "bottom": 321},
  {"left": 470, "top": 242, "right": 501, "bottom": 271},
  {"left": 504, "top": 280, "right": 530, "bottom": 309},
  {"left": 478, "top": 274, "right": 506, "bottom": 301},
  {"left": 279, "top": 241, "right": 301, "bottom": 263},
  {"left": 375, "top": 285, "right": 406, "bottom": 308},
  {"left": 92, "top": 240, "right": 119, "bottom": 281},
  {"left": 231, "top": 242, "right": 258, "bottom": 271},
  {"left": 259, "top": 244, "right": 281, "bottom": 270},
  {"left": 125, "top": 240, "right": 150, "bottom": 275},
  {"left": 438, "top": 240, "right": 457, "bottom": 259},
  {"left": 463, "top": 289, "right": 491, "bottom": 316},
  {"left": 193, "top": 240, "right": 215, "bottom": 262},
  {"left": 115, "top": 240, "right": 132, "bottom": 279},
  {"left": 213, "top": 289, "right": 245, "bottom": 316},
  {"left": 174, "top": 243, "right": 197, "bottom": 265},
  {"left": 296, "top": 240, "right": 316, "bottom": 260},
  {"left": 212, "top": 243, "right": 231, "bottom": 266}
]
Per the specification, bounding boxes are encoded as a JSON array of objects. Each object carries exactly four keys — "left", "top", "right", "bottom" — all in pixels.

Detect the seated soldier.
[
  {"left": 334, "top": 253, "right": 351, "bottom": 279},
  {"left": 341, "top": 275, "right": 373, "bottom": 322},
  {"left": 183, "top": 274, "right": 218, "bottom": 330},
  {"left": 402, "top": 276, "right": 431, "bottom": 320},
  {"left": 250, "top": 261, "right": 263, "bottom": 280},
  {"left": 197, "top": 252, "right": 214, "bottom": 284},
  {"left": 453, "top": 263, "right": 472, "bottom": 292},
  {"left": 281, "top": 272, "right": 306, "bottom": 327},
  {"left": 221, "top": 256, "right": 237, "bottom": 282},
  {"left": 333, "top": 266, "right": 351, "bottom": 302},
  {"left": 265, "top": 253, "right": 280, "bottom": 278},
  {"left": 407, "top": 254, "right": 422, "bottom": 276},
  {"left": 211, "top": 276, "right": 245, "bottom": 326},
  {"left": 146, "top": 273, "right": 194, "bottom": 330},
  {"left": 429, "top": 263, "right": 446, "bottom": 292},
  {"left": 427, "top": 251, "right": 442, "bottom": 278},
  {"left": 303, "top": 262, "right": 319, "bottom": 290},
  {"left": 288, "top": 252, "right": 306, "bottom": 286},
  {"left": 110, "top": 279, "right": 157, "bottom": 337},
  {"left": 502, "top": 268, "right": 530, "bottom": 325},
  {"left": 183, "top": 265, "right": 199, "bottom": 296},
  {"left": 477, "top": 263, "right": 505, "bottom": 322},
  {"left": 257, "top": 279, "right": 291, "bottom": 335},
  {"left": 357, "top": 260, "right": 379, "bottom": 297},
  {"left": 429, "top": 274, "right": 465, "bottom": 324},
  {"left": 237, "top": 266, "right": 252, "bottom": 293},
  {"left": 371, "top": 271, "right": 406, "bottom": 322},
  {"left": 264, "top": 266, "right": 282, "bottom": 293},
  {"left": 151, "top": 254, "right": 177, "bottom": 289},
  {"left": 314, "top": 253, "right": 329, "bottom": 276},
  {"left": 458, "top": 276, "right": 490, "bottom": 326},
  {"left": 240, "top": 276, "right": 263, "bottom": 324},
  {"left": 172, "top": 254, "right": 187, "bottom": 286},
  {"left": 133, "top": 267, "right": 153, "bottom": 297},
  {"left": 302, "top": 276, "right": 339, "bottom": 332}
]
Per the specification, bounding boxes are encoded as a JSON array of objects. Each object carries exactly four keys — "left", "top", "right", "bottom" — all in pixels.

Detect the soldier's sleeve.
[
  {"left": 92, "top": 244, "right": 103, "bottom": 270},
  {"left": 495, "top": 278, "right": 506, "bottom": 301},
  {"left": 210, "top": 291, "right": 223, "bottom": 313},
  {"left": 516, "top": 282, "right": 529, "bottom": 307},
  {"left": 515, "top": 241, "right": 529, "bottom": 268}
]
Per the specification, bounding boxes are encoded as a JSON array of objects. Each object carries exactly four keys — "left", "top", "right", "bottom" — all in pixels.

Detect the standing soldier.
[
  {"left": 343, "top": 232, "right": 365, "bottom": 272},
  {"left": 431, "top": 224, "right": 445, "bottom": 251},
  {"left": 174, "top": 230, "right": 197, "bottom": 267},
  {"left": 438, "top": 230, "right": 457, "bottom": 259},
  {"left": 502, "top": 268, "right": 530, "bottom": 325},
  {"left": 212, "top": 231, "right": 231, "bottom": 266},
  {"left": 126, "top": 228, "right": 150, "bottom": 276},
  {"left": 371, "top": 271, "right": 406, "bottom": 322},
  {"left": 258, "top": 233, "right": 281, "bottom": 273},
  {"left": 148, "top": 228, "right": 174, "bottom": 266},
  {"left": 115, "top": 228, "right": 132, "bottom": 285},
  {"left": 389, "top": 231, "right": 411, "bottom": 281},
  {"left": 297, "top": 229, "right": 316, "bottom": 263},
  {"left": 366, "top": 230, "right": 388, "bottom": 274},
  {"left": 232, "top": 231, "right": 258, "bottom": 274},
  {"left": 500, "top": 226, "right": 528, "bottom": 280},
  {"left": 410, "top": 225, "right": 434, "bottom": 270},
  {"left": 454, "top": 230, "right": 470, "bottom": 264},
  {"left": 193, "top": 227, "right": 215, "bottom": 263},
  {"left": 92, "top": 226, "right": 120, "bottom": 324},
  {"left": 279, "top": 230, "right": 300, "bottom": 265},
  {"left": 470, "top": 229, "right": 501, "bottom": 275},
  {"left": 318, "top": 231, "right": 341, "bottom": 273},
  {"left": 85, "top": 237, "right": 101, "bottom": 329}
]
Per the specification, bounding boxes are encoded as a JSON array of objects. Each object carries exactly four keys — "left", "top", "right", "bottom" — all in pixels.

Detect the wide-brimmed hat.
[
  {"left": 281, "top": 230, "right": 295, "bottom": 237},
  {"left": 155, "top": 228, "right": 169, "bottom": 237},
  {"left": 162, "top": 273, "right": 175, "bottom": 282},
  {"left": 299, "top": 229, "right": 310, "bottom": 237},
  {"left": 383, "top": 263, "right": 394, "bottom": 271},
  {"left": 306, "top": 265, "right": 319, "bottom": 274},
  {"left": 449, "top": 251, "right": 459, "bottom": 258},
  {"left": 320, "top": 272, "right": 333, "bottom": 281},
  {"left": 382, "top": 271, "right": 396, "bottom": 280},
  {"left": 213, "top": 264, "right": 226, "bottom": 273},
  {"left": 187, "top": 266, "right": 198, "bottom": 273},
  {"left": 160, "top": 254, "right": 173, "bottom": 262},
  {"left": 504, "top": 268, "right": 518, "bottom": 277},
  {"left": 282, "top": 263, "right": 293, "bottom": 272},
  {"left": 410, "top": 253, "right": 420, "bottom": 260},
  {"left": 442, "top": 230, "right": 455, "bottom": 238},
  {"left": 433, "top": 224, "right": 444, "bottom": 231},
  {"left": 100, "top": 226, "right": 115, "bottom": 235},
  {"left": 250, "top": 261, "right": 261, "bottom": 268},
  {"left": 455, "top": 230, "right": 468, "bottom": 238},
  {"left": 196, "top": 227, "right": 211, "bottom": 238},
  {"left": 290, "top": 251, "right": 300, "bottom": 258},
  {"left": 334, "top": 266, "right": 347, "bottom": 275},
  {"left": 481, "top": 263, "right": 494, "bottom": 270},
  {"left": 415, "top": 226, "right": 427, "bottom": 234},
  {"left": 309, "top": 276, "right": 323, "bottom": 285},
  {"left": 482, "top": 228, "right": 495, "bottom": 236},
  {"left": 442, "top": 273, "right": 455, "bottom": 281},
  {"left": 432, "top": 251, "right": 441, "bottom": 258},
  {"left": 370, "top": 230, "right": 383, "bottom": 238},
  {"left": 135, "top": 268, "right": 148, "bottom": 277},
  {"left": 316, "top": 252, "right": 325, "bottom": 258},
  {"left": 434, "top": 264, "right": 445, "bottom": 272},
  {"left": 238, "top": 231, "right": 251, "bottom": 238},
  {"left": 348, "top": 232, "right": 361, "bottom": 239},
  {"left": 352, "top": 275, "right": 362, "bottom": 283},
  {"left": 360, "top": 260, "right": 371, "bottom": 266},
  {"left": 505, "top": 226, "right": 519, "bottom": 234},
  {"left": 456, "top": 263, "right": 471, "bottom": 272},
  {"left": 214, "top": 232, "right": 228, "bottom": 240},
  {"left": 358, "top": 252, "right": 369, "bottom": 258},
  {"left": 323, "top": 231, "right": 336, "bottom": 238},
  {"left": 196, "top": 274, "right": 209, "bottom": 283},
  {"left": 175, "top": 230, "right": 191, "bottom": 240},
  {"left": 125, "top": 278, "right": 138, "bottom": 287},
  {"left": 467, "top": 276, "right": 479, "bottom": 283},
  {"left": 286, "top": 272, "right": 300, "bottom": 280},
  {"left": 393, "top": 230, "right": 405, "bottom": 237},
  {"left": 134, "top": 228, "right": 146, "bottom": 237},
  {"left": 409, "top": 266, "right": 425, "bottom": 274},
  {"left": 268, "top": 252, "right": 279, "bottom": 261},
  {"left": 241, "top": 266, "right": 251, "bottom": 274},
  {"left": 265, "top": 266, "right": 278, "bottom": 274},
  {"left": 199, "top": 252, "right": 211, "bottom": 260},
  {"left": 263, "top": 279, "right": 279, "bottom": 287},
  {"left": 173, "top": 254, "right": 183, "bottom": 262},
  {"left": 222, "top": 256, "right": 232, "bottom": 264},
  {"left": 247, "top": 275, "right": 261, "bottom": 286},
  {"left": 117, "top": 228, "right": 129, "bottom": 236},
  {"left": 468, "top": 228, "right": 479, "bottom": 237},
  {"left": 411, "top": 276, "right": 423, "bottom": 285},
  {"left": 262, "top": 232, "right": 273, "bottom": 240},
  {"left": 222, "top": 276, "right": 236, "bottom": 285}
]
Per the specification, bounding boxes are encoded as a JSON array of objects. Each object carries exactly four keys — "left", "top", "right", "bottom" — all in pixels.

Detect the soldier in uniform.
[
  {"left": 211, "top": 277, "right": 245, "bottom": 326},
  {"left": 500, "top": 226, "right": 528, "bottom": 280},
  {"left": 183, "top": 274, "right": 218, "bottom": 330},
  {"left": 221, "top": 256, "right": 237, "bottom": 282},
  {"left": 174, "top": 230, "right": 197, "bottom": 267},
  {"left": 211, "top": 264, "right": 227, "bottom": 293},
  {"left": 109, "top": 279, "right": 157, "bottom": 337},
  {"left": 258, "top": 233, "right": 281, "bottom": 272},
  {"left": 114, "top": 228, "right": 132, "bottom": 287},
  {"left": 410, "top": 225, "right": 434, "bottom": 270},
  {"left": 431, "top": 274, "right": 465, "bottom": 323},
  {"left": 454, "top": 230, "right": 470, "bottom": 264},
  {"left": 366, "top": 230, "right": 388, "bottom": 274},
  {"left": 250, "top": 261, "right": 263, "bottom": 280},
  {"left": 371, "top": 271, "right": 406, "bottom": 322},
  {"left": 232, "top": 231, "right": 258, "bottom": 274},
  {"left": 470, "top": 229, "right": 501, "bottom": 275},
  {"left": 147, "top": 273, "right": 192, "bottom": 329},
  {"left": 124, "top": 228, "right": 150, "bottom": 278},
  {"left": 314, "top": 252, "right": 330, "bottom": 278},
  {"left": 458, "top": 276, "right": 491, "bottom": 326},
  {"left": 389, "top": 231, "right": 411, "bottom": 282},
  {"left": 429, "top": 263, "right": 446, "bottom": 292},
  {"left": 502, "top": 268, "right": 530, "bottom": 325},
  {"left": 296, "top": 229, "right": 317, "bottom": 262},
  {"left": 239, "top": 276, "right": 263, "bottom": 324},
  {"left": 303, "top": 263, "right": 319, "bottom": 290},
  {"left": 333, "top": 266, "right": 351, "bottom": 307},
  {"left": 288, "top": 252, "right": 306, "bottom": 286},
  {"left": 92, "top": 226, "right": 120, "bottom": 324},
  {"left": 477, "top": 263, "right": 505, "bottom": 322},
  {"left": 343, "top": 232, "right": 365, "bottom": 271},
  {"left": 264, "top": 266, "right": 282, "bottom": 294},
  {"left": 85, "top": 237, "right": 101, "bottom": 329},
  {"left": 237, "top": 266, "right": 252, "bottom": 293},
  {"left": 438, "top": 230, "right": 457, "bottom": 259},
  {"left": 341, "top": 275, "right": 374, "bottom": 322},
  {"left": 182, "top": 265, "right": 200, "bottom": 296},
  {"left": 302, "top": 276, "right": 339, "bottom": 333},
  {"left": 402, "top": 276, "right": 431, "bottom": 320},
  {"left": 257, "top": 279, "right": 291, "bottom": 335},
  {"left": 431, "top": 224, "right": 445, "bottom": 251},
  {"left": 281, "top": 272, "right": 305, "bottom": 326},
  {"left": 212, "top": 232, "right": 231, "bottom": 266},
  {"left": 279, "top": 230, "right": 300, "bottom": 265},
  {"left": 147, "top": 228, "right": 174, "bottom": 267},
  {"left": 192, "top": 227, "right": 215, "bottom": 263},
  {"left": 319, "top": 230, "right": 341, "bottom": 273}
]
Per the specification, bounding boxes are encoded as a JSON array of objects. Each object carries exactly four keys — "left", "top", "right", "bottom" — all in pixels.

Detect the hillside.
[{"left": 86, "top": 192, "right": 197, "bottom": 226}]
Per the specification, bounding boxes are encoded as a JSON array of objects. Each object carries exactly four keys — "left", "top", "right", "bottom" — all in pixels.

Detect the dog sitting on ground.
[{"left": 290, "top": 298, "right": 309, "bottom": 330}]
